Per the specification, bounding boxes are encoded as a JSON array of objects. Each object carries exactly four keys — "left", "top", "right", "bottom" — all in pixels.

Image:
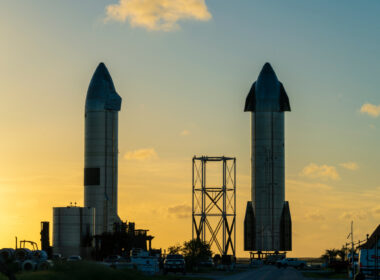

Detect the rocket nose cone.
[
  {"left": 244, "top": 63, "right": 290, "bottom": 112},
  {"left": 90, "top": 63, "right": 115, "bottom": 90},
  {"left": 258, "top": 62, "right": 278, "bottom": 82},
  {"left": 95, "top": 62, "right": 107, "bottom": 74},
  {"left": 263, "top": 62, "right": 273, "bottom": 70},
  {"left": 86, "top": 63, "right": 122, "bottom": 112}
]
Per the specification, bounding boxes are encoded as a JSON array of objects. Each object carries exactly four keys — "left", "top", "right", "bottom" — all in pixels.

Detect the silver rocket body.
[
  {"left": 244, "top": 63, "right": 292, "bottom": 252},
  {"left": 84, "top": 63, "right": 122, "bottom": 235}
]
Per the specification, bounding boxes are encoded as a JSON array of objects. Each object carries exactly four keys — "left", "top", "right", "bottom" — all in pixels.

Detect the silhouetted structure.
[
  {"left": 40, "top": 221, "right": 52, "bottom": 258},
  {"left": 51, "top": 63, "right": 146, "bottom": 259},
  {"left": 94, "top": 221, "right": 154, "bottom": 260},
  {"left": 192, "top": 156, "right": 236, "bottom": 256},
  {"left": 244, "top": 63, "right": 292, "bottom": 255},
  {"left": 84, "top": 63, "right": 122, "bottom": 235}
]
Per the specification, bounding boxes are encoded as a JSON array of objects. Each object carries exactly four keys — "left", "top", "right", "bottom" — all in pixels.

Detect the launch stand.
[
  {"left": 192, "top": 156, "right": 236, "bottom": 256},
  {"left": 249, "top": 251, "right": 286, "bottom": 261}
]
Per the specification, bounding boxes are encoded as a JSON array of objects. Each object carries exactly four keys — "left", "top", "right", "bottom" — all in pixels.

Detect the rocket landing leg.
[
  {"left": 279, "top": 201, "right": 292, "bottom": 251},
  {"left": 244, "top": 201, "right": 256, "bottom": 251}
]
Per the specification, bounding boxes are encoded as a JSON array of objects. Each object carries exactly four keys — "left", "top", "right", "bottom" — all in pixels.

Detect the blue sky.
[{"left": 1, "top": 0, "right": 380, "bottom": 257}]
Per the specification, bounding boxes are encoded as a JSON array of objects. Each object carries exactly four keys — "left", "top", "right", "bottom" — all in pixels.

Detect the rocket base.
[{"left": 244, "top": 201, "right": 292, "bottom": 252}]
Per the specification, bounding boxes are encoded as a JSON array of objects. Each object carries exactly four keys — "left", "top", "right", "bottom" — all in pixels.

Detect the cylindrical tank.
[
  {"left": 22, "top": 260, "right": 36, "bottom": 271},
  {"left": 15, "top": 248, "right": 31, "bottom": 261},
  {"left": 0, "top": 248, "right": 15, "bottom": 261},
  {"left": 84, "top": 110, "right": 119, "bottom": 235},
  {"left": 31, "top": 250, "right": 48, "bottom": 261},
  {"left": 52, "top": 206, "right": 95, "bottom": 258},
  {"left": 251, "top": 112, "right": 284, "bottom": 250}
]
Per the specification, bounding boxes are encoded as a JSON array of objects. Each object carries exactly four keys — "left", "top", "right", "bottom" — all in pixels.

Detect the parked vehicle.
[
  {"left": 276, "top": 258, "right": 306, "bottom": 269},
  {"left": 219, "top": 255, "right": 236, "bottom": 271},
  {"left": 67, "top": 255, "right": 82, "bottom": 262},
  {"left": 104, "top": 255, "right": 122, "bottom": 263},
  {"left": 163, "top": 254, "right": 186, "bottom": 274},
  {"left": 265, "top": 254, "right": 285, "bottom": 265},
  {"left": 250, "top": 259, "right": 264, "bottom": 267},
  {"left": 52, "top": 253, "right": 62, "bottom": 260},
  {"left": 199, "top": 257, "right": 214, "bottom": 267},
  {"left": 130, "top": 248, "right": 159, "bottom": 274}
]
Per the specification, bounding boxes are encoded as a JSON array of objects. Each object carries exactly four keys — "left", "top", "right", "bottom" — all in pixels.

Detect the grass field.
[{"left": 0, "top": 262, "right": 210, "bottom": 280}]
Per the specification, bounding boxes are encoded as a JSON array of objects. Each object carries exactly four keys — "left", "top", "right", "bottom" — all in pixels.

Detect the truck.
[
  {"left": 163, "top": 254, "right": 185, "bottom": 274},
  {"left": 358, "top": 225, "right": 380, "bottom": 278},
  {"left": 359, "top": 246, "right": 379, "bottom": 278}
]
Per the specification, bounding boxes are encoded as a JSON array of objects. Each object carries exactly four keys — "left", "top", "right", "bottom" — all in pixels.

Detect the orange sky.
[{"left": 1, "top": 0, "right": 380, "bottom": 258}]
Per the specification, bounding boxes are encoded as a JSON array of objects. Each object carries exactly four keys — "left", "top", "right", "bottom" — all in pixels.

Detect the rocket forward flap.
[
  {"left": 279, "top": 83, "right": 291, "bottom": 111},
  {"left": 244, "top": 201, "right": 256, "bottom": 251},
  {"left": 244, "top": 82, "right": 256, "bottom": 112},
  {"left": 279, "top": 201, "right": 292, "bottom": 251}
]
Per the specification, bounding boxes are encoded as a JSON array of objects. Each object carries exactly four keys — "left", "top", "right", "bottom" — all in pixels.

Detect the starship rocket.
[
  {"left": 244, "top": 63, "right": 292, "bottom": 252},
  {"left": 84, "top": 63, "right": 122, "bottom": 235}
]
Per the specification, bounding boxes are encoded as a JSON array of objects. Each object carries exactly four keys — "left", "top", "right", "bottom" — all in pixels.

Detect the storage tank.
[{"left": 53, "top": 206, "right": 95, "bottom": 258}]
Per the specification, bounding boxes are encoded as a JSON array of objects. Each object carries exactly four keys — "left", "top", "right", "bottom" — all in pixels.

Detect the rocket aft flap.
[{"left": 244, "top": 63, "right": 292, "bottom": 252}]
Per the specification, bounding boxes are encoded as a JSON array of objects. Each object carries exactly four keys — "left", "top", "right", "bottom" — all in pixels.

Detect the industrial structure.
[
  {"left": 192, "top": 156, "right": 236, "bottom": 256},
  {"left": 52, "top": 206, "right": 95, "bottom": 258},
  {"left": 243, "top": 63, "right": 292, "bottom": 256},
  {"left": 93, "top": 222, "right": 154, "bottom": 261},
  {"left": 52, "top": 63, "right": 153, "bottom": 259}
]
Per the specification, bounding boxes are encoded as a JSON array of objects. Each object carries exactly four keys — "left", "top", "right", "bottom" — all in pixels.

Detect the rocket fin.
[
  {"left": 279, "top": 82, "right": 291, "bottom": 111},
  {"left": 244, "top": 201, "right": 256, "bottom": 251},
  {"left": 279, "top": 201, "right": 292, "bottom": 251},
  {"left": 244, "top": 82, "right": 256, "bottom": 112}
]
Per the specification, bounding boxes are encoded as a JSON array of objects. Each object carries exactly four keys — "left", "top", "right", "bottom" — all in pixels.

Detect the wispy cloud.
[
  {"left": 372, "top": 206, "right": 380, "bottom": 217},
  {"left": 105, "top": 0, "right": 212, "bottom": 31},
  {"left": 124, "top": 148, "right": 158, "bottom": 160},
  {"left": 340, "top": 161, "right": 359, "bottom": 171},
  {"left": 360, "top": 103, "right": 380, "bottom": 117},
  {"left": 304, "top": 210, "right": 325, "bottom": 221},
  {"left": 339, "top": 210, "right": 368, "bottom": 220},
  {"left": 168, "top": 204, "right": 192, "bottom": 219},
  {"left": 180, "top": 129, "right": 190, "bottom": 136},
  {"left": 300, "top": 163, "right": 340, "bottom": 181}
]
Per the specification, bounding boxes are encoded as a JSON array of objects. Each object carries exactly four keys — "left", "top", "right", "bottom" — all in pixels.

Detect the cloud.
[
  {"left": 124, "top": 148, "right": 158, "bottom": 160},
  {"left": 105, "top": 0, "right": 212, "bottom": 31},
  {"left": 304, "top": 210, "right": 325, "bottom": 221},
  {"left": 339, "top": 211, "right": 368, "bottom": 220},
  {"left": 300, "top": 163, "right": 340, "bottom": 181},
  {"left": 360, "top": 103, "right": 380, "bottom": 117},
  {"left": 180, "top": 129, "right": 190, "bottom": 136},
  {"left": 168, "top": 204, "right": 192, "bottom": 219},
  {"left": 372, "top": 206, "right": 380, "bottom": 217},
  {"left": 339, "top": 162, "right": 359, "bottom": 171}
]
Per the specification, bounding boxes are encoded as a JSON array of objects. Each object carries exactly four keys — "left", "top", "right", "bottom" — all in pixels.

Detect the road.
[{"left": 219, "top": 265, "right": 305, "bottom": 280}]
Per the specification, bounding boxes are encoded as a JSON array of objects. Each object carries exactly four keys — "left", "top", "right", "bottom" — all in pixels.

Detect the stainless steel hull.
[{"left": 84, "top": 110, "right": 119, "bottom": 234}]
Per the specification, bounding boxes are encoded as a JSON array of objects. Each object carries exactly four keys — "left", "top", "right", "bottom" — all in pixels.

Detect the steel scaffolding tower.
[{"left": 192, "top": 156, "right": 236, "bottom": 256}]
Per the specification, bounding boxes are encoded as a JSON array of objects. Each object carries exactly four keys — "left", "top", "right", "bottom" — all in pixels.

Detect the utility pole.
[
  {"left": 347, "top": 221, "right": 355, "bottom": 279},
  {"left": 351, "top": 221, "right": 355, "bottom": 279},
  {"left": 375, "top": 233, "right": 379, "bottom": 280}
]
